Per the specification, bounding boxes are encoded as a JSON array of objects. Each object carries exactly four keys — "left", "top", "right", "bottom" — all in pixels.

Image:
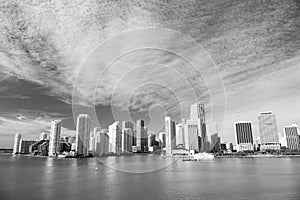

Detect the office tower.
[
  {"left": 121, "top": 121, "right": 134, "bottom": 152},
  {"left": 159, "top": 132, "right": 166, "bottom": 148},
  {"left": 207, "top": 122, "right": 218, "bottom": 151},
  {"left": 13, "top": 133, "right": 21, "bottom": 154},
  {"left": 48, "top": 120, "right": 62, "bottom": 156},
  {"left": 39, "top": 132, "right": 47, "bottom": 140},
  {"left": 108, "top": 122, "right": 122, "bottom": 154},
  {"left": 19, "top": 139, "right": 37, "bottom": 154},
  {"left": 136, "top": 120, "right": 147, "bottom": 152},
  {"left": 235, "top": 121, "right": 254, "bottom": 152},
  {"left": 258, "top": 112, "right": 280, "bottom": 151},
  {"left": 89, "top": 132, "right": 95, "bottom": 151},
  {"left": 190, "top": 103, "right": 207, "bottom": 152},
  {"left": 165, "top": 116, "right": 176, "bottom": 155},
  {"left": 76, "top": 114, "right": 91, "bottom": 156},
  {"left": 184, "top": 119, "right": 199, "bottom": 151},
  {"left": 210, "top": 133, "right": 221, "bottom": 152},
  {"left": 148, "top": 133, "right": 156, "bottom": 147},
  {"left": 176, "top": 123, "right": 184, "bottom": 146},
  {"left": 284, "top": 125, "right": 300, "bottom": 150},
  {"left": 122, "top": 128, "right": 133, "bottom": 153},
  {"left": 95, "top": 129, "right": 109, "bottom": 156}
]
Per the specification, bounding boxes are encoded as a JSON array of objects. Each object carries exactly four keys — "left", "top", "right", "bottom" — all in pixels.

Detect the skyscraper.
[
  {"left": 148, "top": 132, "right": 156, "bottom": 147},
  {"left": 13, "top": 133, "right": 21, "bottom": 154},
  {"left": 258, "top": 112, "right": 280, "bottom": 151},
  {"left": 122, "top": 128, "right": 133, "bottom": 153},
  {"left": 136, "top": 120, "right": 147, "bottom": 152},
  {"left": 165, "top": 116, "right": 176, "bottom": 156},
  {"left": 95, "top": 129, "right": 109, "bottom": 156},
  {"left": 121, "top": 121, "right": 134, "bottom": 152},
  {"left": 176, "top": 123, "right": 184, "bottom": 146},
  {"left": 48, "top": 120, "right": 61, "bottom": 156},
  {"left": 284, "top": 125, "right": 300, "bottom": 150},
  {"left": 190, "top": 103, "right": 207, "bottom": 152},
  {"left": 207, "top": 122, "right": 218, "bottom": 152},
  {"left": 159, "top": 132, "right": 166, "bottom": 148},
  {"left": 108, "top": 122, "right": 122, "bottom": 154},
  {"left": 184, "top": 119, "right": 199, "bottom": 152},
  {"left": 235, "top": 121, "right": 254, "bottom": 152},
  {"left": 76, "top": 114, "right": 91, "bottom": 156}
]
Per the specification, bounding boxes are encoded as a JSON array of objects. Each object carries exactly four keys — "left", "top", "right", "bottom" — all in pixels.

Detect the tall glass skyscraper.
[
  {"left": 76, "top": 114, "right": 91, "bottom": 156},
  {"left": 183, "top": 119, "right": 199, "bottom": 152},
  {"left": 258, "top": 112, "right": 279, "bottom": 143},
  {"left": 235, "top": 121, "right": 254, "bottom": 152},
  {"left": 190, "top": 103, "right": 207, "bottom": 152},
  {"left": 258, "top": 112, "right": 280, "bottom": 151},
  {"left": 13, "top": 133, "right": 21, "bottom": 154},
  {"left": 284, "top": 125, "right": 300, "bottom": 150},
  {"left": 49, "top": 120, "right": 61, "bottom": 156},
  {"left": 165, "top": 116, "right": 176, "bottom": 156},
  {"left": 136, "top": 120, "right": 147, "bottom": 152},
  {"left": 108, "top": 121, "right": 122, "bottom": 154}
]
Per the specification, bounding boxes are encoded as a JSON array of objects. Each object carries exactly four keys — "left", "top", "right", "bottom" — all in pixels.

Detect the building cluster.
[
  {"left": 234, "top": 112, "right": 300, "bottom": 152},
  {"left": 12, "top": 104, "right": 300, "bottom": 157}
]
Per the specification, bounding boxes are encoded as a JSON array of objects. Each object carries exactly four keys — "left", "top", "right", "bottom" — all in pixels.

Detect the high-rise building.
[
  {"left": 235, "top": 121, "right": 254, "bottom": 152},
  {"left": 165, "top": 116, "right": 176, "bottom": 156},
  {"left": 210, "top": 133, "right": 221, "bottom": 152},
  {"left": 136, "top": 120, "right": 147, "bottom": 152},
  {"left": 122, "top": 128, "right": 133, "bottom": 153},
  {"left": 159, "top": 132, "right": 166, "bottom": 148},
  {"left": 190, "top": 103, "right": 207, "bottom": 152},
  {"left": 284, "top": 125, "right": 300, "bottom": 150},
  {"left": 95, "top": 129, "right": 109, "bottom": 156},
  {"left": 39, "top": 132, "right": 47, "bottom": 140},
  {"left": 258, "top": 112, "right": 280, "bottom": 151},
  {"left": 76, "top": 114, "right": 91, "bottom": 156},
  {"left": 184, "top": 119, "right": 199, "bottom": 151},
  {"left": 108, "top": 122, "right": 122, "bottom": 154},
  {"left": 121, "top": 121, "right": 134, "bottom": 153},
  {"left": 13, "top": 133, "right": 22, "bottom": 154},
  {"left": 19, "top": 139, "right": 37, "bottom": 154},
  {"left": 176, "top": 123, "right": 184, "bottom": 146},
  {"left": 49, "top": 120, "right": 62, "bottom": 156},
  {"left": 148, "top": 133, "right": 156, "bottom": 147},
  {"left": 207, "top": 122, "right": 218, "bottom": 152},
  {"left": 89, "top": 132, "right": 95, "bottom": 152}
]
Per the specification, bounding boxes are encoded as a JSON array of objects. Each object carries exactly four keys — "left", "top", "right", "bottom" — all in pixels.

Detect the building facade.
[
  {"left": 284, "top": 125, "right": 300, "bottom": 150},
  {"left": 76, "top": 114, "right": 91, "bottom": 156},
  {"left": 258, "top": 112, "right": 280, "bottom": 150},
  {"left": 235, "top": 121, "right": 254, "bottom": 152},
  {"left": 184, "top": 119, "right": 199, "bottom": 152},
  {"left": 122, "top": 128, "right": 133, "bottom": 153},
  {"left": 13, "top": 133, "right": 22, "bottom": 154},
  {"left": 190, "top": 103, "right": 207, "bottom": 152},
  {"left": 95, "top": 129, "right": 109, "bottom": 156},
  {"left": 176, "top": 123, "right": 184, "bottom": 146},
  {"left": 108, "top": 122, "right": 122, "bottom": 154},
  {"left": 165, "top": 116, "right": 176, "bottom": 156},
  {"left": 136, "top": 120, "right": 147, "bottom": 152},
  {"left": 48, "top": 120, "right": 62, "bottom": 156}
]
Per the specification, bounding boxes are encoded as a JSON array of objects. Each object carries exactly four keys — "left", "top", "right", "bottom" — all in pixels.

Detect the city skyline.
[{"left": 1, "top": 1, "right": 300, "bottom": 148}]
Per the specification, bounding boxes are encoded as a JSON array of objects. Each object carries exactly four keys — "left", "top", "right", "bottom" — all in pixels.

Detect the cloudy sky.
[{"left": 0, "top": 0, "right": 300, "bottom": 148}]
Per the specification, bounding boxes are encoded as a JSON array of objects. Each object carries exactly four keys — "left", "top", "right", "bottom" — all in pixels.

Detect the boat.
[{"left": 182, "top": 153, "right": 214, "bottom": 161}]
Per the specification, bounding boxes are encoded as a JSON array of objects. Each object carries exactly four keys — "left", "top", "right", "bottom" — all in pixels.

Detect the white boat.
[{"left": 192, "top": 153, "right": 214, "bottom": 160}]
